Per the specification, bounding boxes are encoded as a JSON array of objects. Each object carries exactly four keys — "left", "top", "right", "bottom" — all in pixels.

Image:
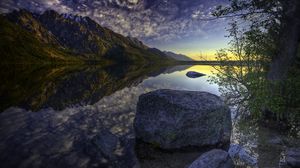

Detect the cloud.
[{"left": 0, "top": 0, "right": 229, "bottom": 45}]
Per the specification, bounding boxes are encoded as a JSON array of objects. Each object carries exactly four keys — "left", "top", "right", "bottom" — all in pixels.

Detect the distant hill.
[
  {"left": 163, "top": 51, "right": 194, "bottom": 61},
  {"left": 0, "top": 9, "right": 174, "bottom": 64}
]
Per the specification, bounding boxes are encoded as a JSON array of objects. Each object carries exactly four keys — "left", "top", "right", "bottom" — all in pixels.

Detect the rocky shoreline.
[
  {"left": 0, "top": 88, "right": 298, "bottom": 168},
  {"left": 133, "top": 89, "right": 300, "bottom": 168}
]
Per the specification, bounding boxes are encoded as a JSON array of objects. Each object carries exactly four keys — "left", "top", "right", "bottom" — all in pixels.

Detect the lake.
[{"left": 0, "top": 64, "right": 298, "bottom": 168}]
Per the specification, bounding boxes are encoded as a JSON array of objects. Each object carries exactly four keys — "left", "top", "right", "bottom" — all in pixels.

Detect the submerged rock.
[
  {"left": 134, "top": 89, "right": 232, "bottom": 150},
  {"left": 186, "top": 71, "right": 206, "bottom": 78},
  {"left": 228, "top": 144, "right": 257, "bottom": 167},
  {"left": 188, "top": 149, "right": 234, "bottom": 168},
  {"left": 286, "top": 148, "right": 300, "bottom": 167},
  {"left": 91, "top": 130, "right": 119, "bottom": 159},
  {"left": 280, "top": 148, "right": 300, "bottom": 168}
]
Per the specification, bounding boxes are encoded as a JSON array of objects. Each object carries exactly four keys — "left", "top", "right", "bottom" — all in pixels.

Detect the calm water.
[{"left": 0, "top": 64, "right": 298, "bottom": 168}]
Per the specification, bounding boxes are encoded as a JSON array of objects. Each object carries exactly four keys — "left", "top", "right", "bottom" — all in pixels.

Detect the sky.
[{"left": 0, "top": 0, "right": 231, "bottom": 60}]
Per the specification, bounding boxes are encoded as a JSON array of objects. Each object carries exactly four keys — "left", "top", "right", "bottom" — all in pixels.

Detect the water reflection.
[
  {"left": 0, "top": 64, "right": 298, "bottom": 168},
  {"left": 0, "top": 64, "right": 193, "bottom": 111}
]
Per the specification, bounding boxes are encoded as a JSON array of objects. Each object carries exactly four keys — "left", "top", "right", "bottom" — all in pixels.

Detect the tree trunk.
[{"left": 267, "top": 0, "right": 300, "bottom": 81}]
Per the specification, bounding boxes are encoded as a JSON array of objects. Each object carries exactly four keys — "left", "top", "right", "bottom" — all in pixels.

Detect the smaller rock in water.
[
  {"left": 228, "top": 144, "right": 257, "bottom": 167},
  {"left": 188, "top": 149, "right": 234, "bottom": 168},
  {"left": 280, "top": 148, "right": 300, "bottom": 168},
  {"left": 186, "top": 71, "right": 206, "bottom": 78}
]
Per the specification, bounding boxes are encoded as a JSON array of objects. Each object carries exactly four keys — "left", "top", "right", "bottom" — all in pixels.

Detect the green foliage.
[
  {"left": 211, "top": 0, "right": 300, "bottom": 129},
  {"left": 150, "top": 141, "right": 161, "bottom": 149},
  {"left": 210, "top": 21, "right": 300, "bottom": 127}
]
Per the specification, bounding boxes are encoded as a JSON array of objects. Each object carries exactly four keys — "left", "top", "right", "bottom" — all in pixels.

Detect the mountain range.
[
  {"left": 164, "top": 51, "right": 194, "bottom": 61},
  {"left": 0, "top": 9, "right": 180, "bottom": 64}
]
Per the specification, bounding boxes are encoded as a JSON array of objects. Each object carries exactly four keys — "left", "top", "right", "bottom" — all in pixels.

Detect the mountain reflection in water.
[{"left": 0, "top": 64, "right": 194, "bottom": 111}]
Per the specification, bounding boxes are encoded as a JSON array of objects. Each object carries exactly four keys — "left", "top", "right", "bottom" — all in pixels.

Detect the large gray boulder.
[
  {"left": 188, "top": 149, "right": 234, "bottom": 168},
  {"left": 134, "top": 89, "right": 232, "bottom": 150}
]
